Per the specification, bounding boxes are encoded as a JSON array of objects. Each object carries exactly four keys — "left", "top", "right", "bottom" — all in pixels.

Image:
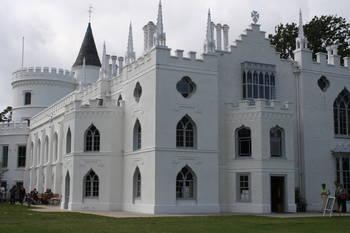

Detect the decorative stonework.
[{"left": 251, "top": 11, "right": 259, "bottom": 24}]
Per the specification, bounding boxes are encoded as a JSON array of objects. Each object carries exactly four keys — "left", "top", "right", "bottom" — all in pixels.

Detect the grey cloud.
[{"left": 0, "top": 0, "right": 349, "bottom": 110}]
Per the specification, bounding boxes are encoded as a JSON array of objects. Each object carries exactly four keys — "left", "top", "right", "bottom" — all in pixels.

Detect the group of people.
[
  {"left": 321, "top": 182, "right": 348, "bottom": 213},
  {"left": 8, "top": 185, "right": 26, "bottom": 205}
]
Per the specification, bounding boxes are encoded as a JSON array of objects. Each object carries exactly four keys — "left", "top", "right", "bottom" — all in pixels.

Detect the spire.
[
  {"left": 100, "top": 42, "right": 107, "bottom": 78},
  {"left": 126, "top": 22, "right": 136, "bottom": 64},
  {"left": 298, "top": 9, "right": 304, "bottom": 39},
  {"left": 73, "top": 23, "right": 101, "bottom": 67},
  {"left": 154, "top": 0, "right": 166, "bottom": 47},
  {"left": 204, "top": 9, "right": 215, "bottom": 54},
  {"left": 296, "top": 9, "right": 308, "bottom": 50}
]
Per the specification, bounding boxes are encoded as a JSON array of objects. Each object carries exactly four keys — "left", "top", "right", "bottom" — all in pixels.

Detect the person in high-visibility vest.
[{"left": 320, "top": 183, "right": 330, "bottom": 211}]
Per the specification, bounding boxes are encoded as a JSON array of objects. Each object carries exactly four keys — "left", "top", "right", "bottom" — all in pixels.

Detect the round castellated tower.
[
  {"left": 11, "top": 67, "right": 77, "bottom": 122},
  {"left": 11, "top": 22, "right": 101, "bottom": 123}
]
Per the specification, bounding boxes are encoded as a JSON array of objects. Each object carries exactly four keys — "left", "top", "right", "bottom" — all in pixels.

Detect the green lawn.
[{"left": 0, "top": 204, "right": 350, "bottom": 233}]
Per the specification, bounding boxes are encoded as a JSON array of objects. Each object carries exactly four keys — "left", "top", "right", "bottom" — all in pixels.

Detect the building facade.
[{"left": 1, "top": 4, "right": 350, "bottom": 214}]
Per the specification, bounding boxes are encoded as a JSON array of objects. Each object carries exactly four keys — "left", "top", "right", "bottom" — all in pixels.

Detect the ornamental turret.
[{"left": 72, "top": 22, "right": 101, "bottom": 85}]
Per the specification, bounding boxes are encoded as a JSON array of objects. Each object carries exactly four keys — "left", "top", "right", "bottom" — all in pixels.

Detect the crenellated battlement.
[
  {"left": 156, "top": 47, "right": 218, "bottom": 71},
  {"left": 0, "top": 122, "right": 29, "bottom": 135},
  {"left": 12, "top": 66, "right": 76, "bottom": 82}
]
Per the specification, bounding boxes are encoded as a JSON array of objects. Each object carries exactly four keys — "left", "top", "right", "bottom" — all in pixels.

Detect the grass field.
[{"left": 0, "top": 204, "right": 350, "bottom": 233}]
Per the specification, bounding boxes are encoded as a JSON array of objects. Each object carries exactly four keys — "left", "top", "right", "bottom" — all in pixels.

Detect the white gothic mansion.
[{"left": 1, "top": 3, "right": 350, "bottom": 214}]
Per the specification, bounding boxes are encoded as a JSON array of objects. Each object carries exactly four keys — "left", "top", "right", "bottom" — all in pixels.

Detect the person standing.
[
  {"left": 320, "top": 183, "right": 330, "bottom": 211},
  {"left": 9, "top": 185, "right": 16, "bottom": 204},
  {"left": 339, "top": 184, "right": 348, "bottom": 213},
  {"left": 19, "top": 186, "right": 26, "bottom": 205},
  {"left": 0, "top": 187, "right": 5, "bottom": 203}
]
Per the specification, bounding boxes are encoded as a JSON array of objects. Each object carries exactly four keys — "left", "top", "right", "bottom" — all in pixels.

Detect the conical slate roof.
[{"left": 73, "top": 23, "right": 101, "bottom": 67}]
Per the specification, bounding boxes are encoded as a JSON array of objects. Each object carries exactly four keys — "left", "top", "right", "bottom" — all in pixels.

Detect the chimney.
[
  {"left": 223, "top": 24, "right": 230, "bottom": 51},
  {"left": 143, "top": 21, "right": 156, "bottom": 52},
  {"left": 216, "top": 24, "right": 222, "bottom": 51},
  {"left": 118, "top": 57, "right": 124, "bottom": 75},
  {"left": 111, "top": 56, "right": 117, "bottom": 76},
  {"left": 105, "top": 55, "right": 111, "bottom": 79}
]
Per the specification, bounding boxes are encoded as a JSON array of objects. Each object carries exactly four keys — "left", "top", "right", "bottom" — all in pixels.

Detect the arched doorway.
[{"left": 64, "top": 171, "right": 70, "bottom": 209}]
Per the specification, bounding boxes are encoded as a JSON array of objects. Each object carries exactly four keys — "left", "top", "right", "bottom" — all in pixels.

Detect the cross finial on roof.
[{"left": 88, "top": 5, "right": 93, "bottom": 23}]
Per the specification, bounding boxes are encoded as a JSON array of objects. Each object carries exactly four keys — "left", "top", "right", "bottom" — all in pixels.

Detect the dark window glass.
[
  {"left": 318, "top": 76, "right": 330, "bottom": 92},
  {"left": 270, "top": 127, "right": 283, "bottom": 157},
  {"left": 176, "top": 77, "right": 197, "bottom": 98},
  {"left": 84, "top": 170, "right": 99, "bottom": 197},
  {"left": 239, "top": 175, "right": 250, "bottom": 201},
  {"left": 66, "top": 128, "right": 71, "bottom": 154},
  {"left": 133, "top": 120, "right": 141, "bottom": 151},
  {"left": 176, "top": 166, "right": 195, "bottom": 199},
  {"left": 134, "top": 82, "right": 142, "bottom": 102},
  {"left": 237, "top": 127, "right": 251, "bottom": 157},
  {"left": 133, "top": 167, "right": 141, "bottom": 199},
  {"left": 17, "top": 145, "right": 26, "bottom": 167},
  {"left": 334, "top": 89, "right": 350, "bottom": 136},
  {"left": 2, "top": 146, "right": 8, "bottom": 168},
  {"left": 176, "top": 115, "right": 196, "bottom": 148},
  {"left": 24, "top": 92, "right": 31, "bottom": 105},
  {"left": 85, "top": 125, "right": 100, "bottom": 152}
]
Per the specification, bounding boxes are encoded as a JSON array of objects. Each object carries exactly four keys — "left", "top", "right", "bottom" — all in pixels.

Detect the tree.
[
  {"left": 269, "top": 23, "right": 298, "bottom": 59},
  {"left": 269, "top": 15, "right": 350, "bottom": 60},
  {"left": 0, "top": 106, "right": 12, "bottom": 122}
]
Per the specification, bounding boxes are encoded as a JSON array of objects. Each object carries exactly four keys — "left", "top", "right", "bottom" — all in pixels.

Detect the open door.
[
  {"left": 271, "top": 176, "right": 285, "bottom": 213},
  {"left": 64, "top": 172, "right": 70, "bottom": 210}
]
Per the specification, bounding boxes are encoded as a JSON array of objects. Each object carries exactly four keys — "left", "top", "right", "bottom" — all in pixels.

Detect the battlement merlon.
[{"left": 12, "top": 66, "right": 76, "bottom": 83}]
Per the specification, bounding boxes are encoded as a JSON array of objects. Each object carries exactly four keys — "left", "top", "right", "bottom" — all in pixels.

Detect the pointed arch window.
[
  {"left": 44, "top": 136, "right": 49, "bottom": 163},
  {"left": 66, "top": 128, "right": 71, "bottom": 154},
  {"left": 37, "top": 139, "right": 41, "bottom": 165},
  {"left": 85, "top": 124, "right": 100, "bottom": 152},
  {"left": 134, "top": 82, "right": 142, "bottom": 103},
  {"left": 270, "top": 126, "right": 284, "bottom": 157},
  {"left": 176, "top": 115, "right": 196, "bottom": 148},
  {"left": 236, "top": 126, "right": 251, "bottom": 157},
  {"left": 30, "top": 142, "right": 34, "bottom": 166},
  {"left": 84, "top": 169, "right": 99, "bottom": 197},
  {"left": 334, "top": 89, "right": 350, "bottom": 136},
  {"left": 117, "top": 95, "right": 123, "bottom": 107},
  {"left": 133, "top": 167, "right": 141, "bottom": 200},
  {"left": 133, "top": 120, "right": 141, "bottom": 151},
  {"left": 176, "top": 166, "right": 196, "bottom": 200},
  {"left": 53, "top": 133, "right": 58, "bottom": 162}
]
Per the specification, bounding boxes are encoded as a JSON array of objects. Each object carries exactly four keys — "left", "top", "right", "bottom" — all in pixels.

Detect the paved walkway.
[{"left": 32, "top": 205, "right": 350, "bottom": 219}]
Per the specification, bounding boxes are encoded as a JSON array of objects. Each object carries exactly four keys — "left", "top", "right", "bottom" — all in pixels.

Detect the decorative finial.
[
  {"left": 251, "top": 10, "right": 259, "bottom": 24},
  {"left": 88, "top": 5, "right": 93, "bottom": 23}
]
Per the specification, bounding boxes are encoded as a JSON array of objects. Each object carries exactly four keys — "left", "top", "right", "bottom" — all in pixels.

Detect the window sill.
[
  {"left": 270, "top": 156, "right": 286, "bottom": 159},
  {"left": 334, "top": 135, "right": 350, "bottom": 139},
  {"left": 176, "top": 147, "right": 197, "bottom": 150},
  {"left": 176, "top": 199, "right": 197, "bottom": 205},
  {"left": 83, "top": 197, "right": 99, "bottom": 200},
  {"left": 235, "top": 156, "right": 253, "bottom": 160},
  {"left": 237, "top": 200, "right": 251, "bottom": 203}
]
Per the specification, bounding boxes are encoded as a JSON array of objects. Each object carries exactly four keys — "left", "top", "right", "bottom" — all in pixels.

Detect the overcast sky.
[{"left": 0, "top": 0, "right": 349, "bottom": 111}]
